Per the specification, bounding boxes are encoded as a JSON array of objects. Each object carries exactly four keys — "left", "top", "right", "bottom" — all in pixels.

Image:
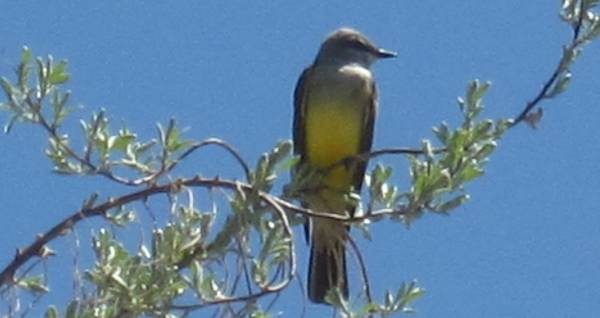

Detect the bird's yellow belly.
[{"left": 305, "top": 101, "right": 363, "bottom": 190}]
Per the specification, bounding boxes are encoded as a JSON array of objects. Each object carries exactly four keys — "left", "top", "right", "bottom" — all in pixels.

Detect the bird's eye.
[{"left": 348, "top": 40, "right": 371, "bottom": 52}]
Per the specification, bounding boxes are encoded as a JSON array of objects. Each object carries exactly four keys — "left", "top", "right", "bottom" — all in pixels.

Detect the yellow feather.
[{"left": 305, "top": 100, "right": 363, "bottom": 191}]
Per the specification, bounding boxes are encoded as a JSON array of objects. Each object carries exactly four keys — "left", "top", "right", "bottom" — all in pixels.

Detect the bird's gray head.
[{"left": 315, "top": 28, "right": 396, "bottom": 67}]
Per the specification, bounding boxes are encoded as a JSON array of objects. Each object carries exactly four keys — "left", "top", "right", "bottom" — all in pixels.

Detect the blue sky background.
[{"left": 1, "top": 1, "right": 600, "bottom": 317}]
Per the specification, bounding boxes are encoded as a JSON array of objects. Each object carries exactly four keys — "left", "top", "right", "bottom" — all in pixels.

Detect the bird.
[{"left": 292, "top": 27, "right": 396, "bottom": 304}]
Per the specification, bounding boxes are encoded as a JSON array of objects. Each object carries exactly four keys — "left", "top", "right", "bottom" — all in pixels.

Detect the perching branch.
[
  {"left": 0, "top": 170, "right": 410, "bottom": 291},
  {"left": 1, "top": 2, "right": 599, "bottom": 316}
]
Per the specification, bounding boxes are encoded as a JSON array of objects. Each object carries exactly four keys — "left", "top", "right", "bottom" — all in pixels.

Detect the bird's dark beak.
[{"left": 376, "top": 48, "right": 397, "bottom": 58}]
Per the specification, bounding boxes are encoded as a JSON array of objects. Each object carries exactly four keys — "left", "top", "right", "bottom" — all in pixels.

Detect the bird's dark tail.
[{"left": 307, "top": 232, "right": 348, "bottom": 304}]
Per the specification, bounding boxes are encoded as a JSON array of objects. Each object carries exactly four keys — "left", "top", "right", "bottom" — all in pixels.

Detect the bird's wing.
[
  {"left": 351, "top": 80, "right": 377, "bottom": 200},
  {"left": 292, "top": 66, "right": 312, "bottom": 159},
  {"left": 292, "top": 66, "right": 313, "bottom": 242}
]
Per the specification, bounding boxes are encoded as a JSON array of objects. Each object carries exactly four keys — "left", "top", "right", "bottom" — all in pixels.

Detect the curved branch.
[
  {"left": 0, "top": 170, "right": 401, "bottom": 289},
  {"left": 511, "top": 56, "right": 564, "bottom": 126},
  {"left": 0, "top": 184, "right": 169, "bottom": 286},
  {"left": 22, "top": 95, "right": 152, "bottom": 187},
  {"left": 30, "top": 100, "right": 140, "bottom": 186},
  {"left": 347, "top": 236, "right": 373, "bottom": 307},
  {"left": 169, "top": 285, "right": 285, "bottom": 312},
  {"left": 317, "top": 146, "right": 447, "bottom": 177},
  {"left": 163, "top": 138, "right": 251, "bottom": 182},
  {"left": 572, "top": 0, "right": 586, "bottom": 42},
  {"left": 512, "top": 1, "right": 586, "bottom": 127},
  {"left": 22, "top": 91, "right": 251, "bottom": 187}
]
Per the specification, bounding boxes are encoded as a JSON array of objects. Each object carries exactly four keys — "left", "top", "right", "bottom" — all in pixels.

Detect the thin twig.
[
  {"left": 0, "top": 178, "right": 298, "bottom": 296},
  {"left": 170, "top": 286, "right": 284, "bottom": 311},
  {"left": 0, "top": 183, "right": 164, "bottom": 286},
  {"left": 511, "top": 57, "right": 564, "bottom": 126},
  {"left": 264, "top": 290, "right": 281, "bottom": 313},
  {"left": 0, "top": 172, "right": 408, "bottom": 289},
  {"left": 347, "top": 236, "right": 373, "bottom": 308},
  {"left": 323, "top": 146, "right": 446, "bottom": 174},
  {"left": 7, "top": 7, "right": 592, "bottom": 299},
  {"left": 235, "top": 236, "right": 253, "bottom": 295},
  {"left": 170, "top": 184, "right": 295, "bottom": 313},
  {"left": 573, "top": 0, "right": 586, "bottom": 42},
  {"left": 165, "top": 138, "right": 251, "bottom": 182},
  {"left": 27, "top": 94, "right": 141, "bottom": 186},
  {"left": 23, "top": 90, "right": 252, "bottom": 188},
  {"left": 512, "top": 1, "right": 586, "bottom": 126},
  {"left": 295, "top": 274, "right": 308, "bottom": 318}
]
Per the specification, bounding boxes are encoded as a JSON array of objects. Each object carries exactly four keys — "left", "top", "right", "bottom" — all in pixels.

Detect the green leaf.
[
  {"left": 359, "top": 302, "right": 380, "bottom": 315},
  {"left": 473, "top": 119, "right": 493, "bottom": 140},
  {"left": 421, "top": 139, "right": 434, "bottom": 160},
  {"left": 4, "top": 114, "right": 20, "bottom": 134},
  {"left": 559, "top": 46, "right": 580, "bottom": 72},
  {"left": 412, "top": 172, "right": 427, "bottom": 202},
  {"left": 133, "top": 139, "right": 157, "bottom": 157},
  {"left": 465, "top": 79, "right": 491, "bottom": 120},
  {"left": 449, "top": 128, "right": 468, "bottom": 151},
  {"left": 106, "top": 209, "right": 136, "bottom": 227},
  {"left": 0, "top": 77, "right": 13, "bottom": 100},
  {"left": 36, "top": 56, "right": 47, "bottom": 85},
  {"left": 561, "top": 0, "right": 577, "bottom": 20},
  {"left": 457, "top": 96, "right": 465, "bottom": 112},
  {"left": 51, "top": 90, "right": 74, "bottom": 128},
  {"left": 17, "top": 275, "right": 49, "bottom": 293},
  {"left": 45, "top": 306, "right": 58, "bottom": 318},
  {"left": 110, "top": 269, "right": 128, "bottom": 289},
  {"left": 250, "top": 310, "right": 272, "bottom": 318},
  {"left": 432, "top": 121, "right": 450, "bottom": 145},
  {"left": 458, "top": 164, "right": 485, "bottom": 183},
  {"left": 162, "top": 119, "right": 192, "bottom": 153},
  {"left": 436, "top": 194, "right": 470, "bottom": 212},
  {"left": 199, "top": 271, "right": 220, "bottom": 300},
  {"left": 467, "top": 80, "right": 491, "bottom": 107},
  {"left": 253, "top": 153, "right": 269, "bottom": 184},
  {"left": 21, "top": 46, "right": 32, "bottom": 65},
  {"left": 324, "top": 287, "right": 351, "bottom": 313},
  {"left": 65, "top": 300, "right": 79, "bottom": 318},
  {"left": 430, "top": 167, "right": 451, "bottom": 192},
  {"left": 112, "top": 133, "right": 137, "bottom": 152},
  {"left": 18, "top": 48, "right": 32, "bottom": 90},
  {"left": 397, "top": 281, "right": 425, "bottom": 312},
  {"left": 494, "top": 118, "right": 514, "bottom": 137},
  {"left": 270, "top": 139, "right": 292, "bottom": 165},
  {"left": 252, "top": 259, "right": 268, "bottom": 286},
  {"left": 546, "top": 72, "right": 572, "bottom": 98},
  {"left": 587, "top": 16, "right": 600, "bottom": 40},
  {"left": 475, "top": 142, "right": 497, "bottom": 161},
  {"left": 165, "top": 118, "right": 178, "bottom": 148},
  {"left": 48, "top": 60, "right": 70, "bottom": 85},
  {"left": 373, "top": 163, "right": 392, "bottom": 183},
  {"left": 279, "top": 155, "right": 300, "bottom": 173}
]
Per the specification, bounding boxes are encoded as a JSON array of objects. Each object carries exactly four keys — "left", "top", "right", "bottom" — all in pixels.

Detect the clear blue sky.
[{"left": 2, "top": 1, "right": 600, "bottom": 317}]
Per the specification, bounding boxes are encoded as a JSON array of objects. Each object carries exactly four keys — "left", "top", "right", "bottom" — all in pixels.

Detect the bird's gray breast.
[{"left": 308, "top": 64, "right": 375, "bottom": 107}]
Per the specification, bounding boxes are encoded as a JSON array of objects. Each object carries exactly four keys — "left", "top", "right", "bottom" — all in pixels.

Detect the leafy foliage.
[{"left": 1, "top": 1, "right": 599, "bottom": 317}]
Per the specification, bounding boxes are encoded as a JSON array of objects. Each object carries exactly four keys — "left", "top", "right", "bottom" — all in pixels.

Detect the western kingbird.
[{"left": 292, "top": 28, "right": 396, "bottom": 303}]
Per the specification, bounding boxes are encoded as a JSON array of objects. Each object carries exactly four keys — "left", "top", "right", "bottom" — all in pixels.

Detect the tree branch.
[
  {"left": 162, "top": 138, "right": 251, "bottom": 182},
  {"left": 0, "top": 171, "right": 403, "bottom": 290},
  {"left": 512, "top": 0, "right": 586, "bottom": 127}
]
